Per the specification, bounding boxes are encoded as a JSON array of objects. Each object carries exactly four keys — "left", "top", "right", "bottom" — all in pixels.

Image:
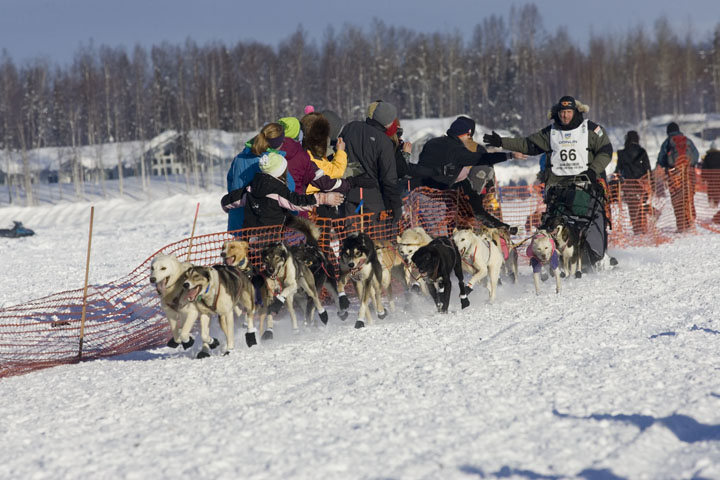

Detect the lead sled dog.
[{"left": 149, "top": 254, "right": 210, "bottom": 352}]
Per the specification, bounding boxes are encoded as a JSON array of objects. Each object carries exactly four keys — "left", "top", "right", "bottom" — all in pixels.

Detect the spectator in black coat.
[
  {"left": 243, "top": 152, "right": 344, "bottom": 228},
  {"left": 615, "top": 130, "right": 652, "bottom": 234},
  {"left": 340, "top": 100, "right": 403, "bottom": 221},
  {"left": 417, "top": 116, "right": 518, "bottom": 230},
  {"left": 702, "top": 141, "right": 720, "bottom": 208}
]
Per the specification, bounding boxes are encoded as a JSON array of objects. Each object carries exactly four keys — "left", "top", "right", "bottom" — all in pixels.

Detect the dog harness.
[
  {"left": 460, "top": 237, "right": 492, "bottom": 273},
  {"left": 527, "top": 233, "right": 559, "bottom": 273},
  {"left": 424, "top": 237, "right": 456, "bottom": 282},
  {"left": 392, "top": 243, "right": 423, "bottom": 283},
  {"left": 199, "top": 283, "right": 220, "bottom": 311}
]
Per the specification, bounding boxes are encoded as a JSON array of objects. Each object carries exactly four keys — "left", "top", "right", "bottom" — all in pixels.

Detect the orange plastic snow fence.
[{"left": 3, "top": 176, "right": 720, "bottom": 378}]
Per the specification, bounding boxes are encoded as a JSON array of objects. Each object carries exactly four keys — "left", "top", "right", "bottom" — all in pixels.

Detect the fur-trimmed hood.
[
  {"left": 547, "top": 99, "right": 590, "bottom": 120},
  {"left": 548, "top": 99, "right": 590, "bottom": 130}
]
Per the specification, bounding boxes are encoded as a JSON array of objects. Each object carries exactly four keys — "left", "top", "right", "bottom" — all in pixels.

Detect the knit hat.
[
  {"left": 320, "top": 110, "right": 343, "bottom": 141},
  {"left": 446, "top": 116, "right": 476, "bottom": 137},
  {"left": 625, "top": 130, "right": 639, "bottom": 144},
  {"left": 667, "top": 122, "right": 679, "bottom": 135},
  {"left": 304, "top": 105, "right": 315, "bottom": 114},
  {"left": 278, "top": 117, "right": 301, "bottom": 140},
  {"left": 557, "top": 96, "right": 577, "bottom": 111},
  {"left": 370, "top": 101, "right": 397, "bottom": 126},
  {"left": 258, "top": 152, "right": 287, "bottom": 178}
]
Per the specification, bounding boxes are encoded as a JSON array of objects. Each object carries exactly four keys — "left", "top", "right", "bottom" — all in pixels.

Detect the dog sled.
[{"left": 541, "top": 175, "right": 610, "bottom": 270}]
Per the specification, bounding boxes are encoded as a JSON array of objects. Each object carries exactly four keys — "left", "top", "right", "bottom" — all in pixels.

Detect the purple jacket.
[{"left": 281, "top": 138, "right": 317, "bottom": 195}]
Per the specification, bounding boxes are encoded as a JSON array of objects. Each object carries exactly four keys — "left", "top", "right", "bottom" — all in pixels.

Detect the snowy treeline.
[{"left": 1, "top": 4, "right": 720, "bottom": 157}]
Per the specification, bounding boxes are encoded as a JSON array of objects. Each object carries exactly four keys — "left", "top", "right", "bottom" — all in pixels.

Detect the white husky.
[
  {"left": 452, "top": 228, "right": 503, "bottom": 301},
  {"left": 527, "top": 230, "right": 561, "bottom": 295},
  {"left": 396, "top": 226, "right": 433, "bottom": 294},
  {"left": 149, "top": 254, "right": 209, "bottom": 350}
]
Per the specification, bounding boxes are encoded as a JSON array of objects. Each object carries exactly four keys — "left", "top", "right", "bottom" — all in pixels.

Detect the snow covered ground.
[{"left": 2, "top": 188, "right": 720, "bottom": 479}]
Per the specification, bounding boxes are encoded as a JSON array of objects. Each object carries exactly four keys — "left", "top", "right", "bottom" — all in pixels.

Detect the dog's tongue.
[
  {"left": 155, "top": 278, "right": 168, "bottom": 294},
  {"left": 185, "top": 285, "right": 201, "bottom": 302},
  {"left": 224, "top": 256, "right": 235, "bottom": 266}
]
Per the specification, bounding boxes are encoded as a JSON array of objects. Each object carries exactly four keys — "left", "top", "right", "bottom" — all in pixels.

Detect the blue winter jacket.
[{"left": 226, "top": 144, "right": 295, "bottom": 232}]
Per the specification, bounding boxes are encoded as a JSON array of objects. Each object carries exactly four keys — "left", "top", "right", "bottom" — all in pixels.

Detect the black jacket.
[
  {"left": 244, "top": 173, "right": 317, "bottom": 228},
  {"left": 340, "top": 118, "right": 402, "bottom": 216},
  {"left": 703, "top": 150, "right": 720, "bottom": 170},
  {"left": 615, "top": 143, "right": 651, "bottom": 179},
  {"left": 417, "top": 135, "right": 509, "bottom": 188}
]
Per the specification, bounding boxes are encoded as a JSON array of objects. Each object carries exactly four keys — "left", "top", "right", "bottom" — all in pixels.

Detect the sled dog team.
[{"left": 150, "top": 217, "right": 588, "bottom": 358}]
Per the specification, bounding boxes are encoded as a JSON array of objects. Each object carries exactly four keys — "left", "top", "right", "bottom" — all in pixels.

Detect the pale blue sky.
[{"left": 1, "top": 0, "right": 717, "bottom": 65}]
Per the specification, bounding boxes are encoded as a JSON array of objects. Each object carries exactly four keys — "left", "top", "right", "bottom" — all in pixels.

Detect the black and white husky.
[
  {"left": 260, "top": 241, "right": 329, "bottom": 336},
  {"left": 544, "top": 215, "right": 582, "bottom": 279},
  {"left": 337, "top": 232, "right": 385, "bottom": 329},
  {"left": 284, "top": 215, "right": 342, "bottom": 327},
  {"left": 178, "top": 264, "right": 256, "bottom": 355},
  {"left": 411, "top": 236, "right": 470, "bottom": 313}
]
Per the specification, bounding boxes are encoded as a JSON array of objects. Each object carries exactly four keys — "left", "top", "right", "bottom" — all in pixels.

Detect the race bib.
[{"left": 549, "top": 120, "right": 589, "bottom": 177}]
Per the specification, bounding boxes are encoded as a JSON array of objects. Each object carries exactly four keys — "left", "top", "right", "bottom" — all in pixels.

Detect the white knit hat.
[{"left": 258, "top": 152, "right": 287, "bottom": 178}]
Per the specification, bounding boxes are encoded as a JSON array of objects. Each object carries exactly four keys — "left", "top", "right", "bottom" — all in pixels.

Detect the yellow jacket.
[{"left": 306, "top": 149, "right": 348, "bottom": 194}]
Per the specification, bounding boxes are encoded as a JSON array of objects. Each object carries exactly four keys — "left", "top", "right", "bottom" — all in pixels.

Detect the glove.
[
  {"left": 391, "top": 207, "right": 403, "bottom": 224},
  {"left": 581, "top": 169, "right": 597, "bottom": 183},
  {"left": 315, "top": 192, "right": 344, "bottom": 207},
  {"left": 483, "top": 130, "right": 502, "bottom": 148},
  {"left": 347, "top": 175, "right": 377, "bottom": 189}
]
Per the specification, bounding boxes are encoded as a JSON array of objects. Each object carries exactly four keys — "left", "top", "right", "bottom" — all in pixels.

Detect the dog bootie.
[
  {"left": 208, "top": 338, "right": 220, "bottom": 350},
  {"left": 460, "top": 295, "right": 470, "bottom": 309},
  {"left": 268, "top": 295, "right": 285, "bottom": 315},
  {"left": 181, "top": 336, "right": 194, "bottom": 350},
  {"left": 262, "top": 329, "right": 274, "bottom": 341},
  {"left": 410, "top": 283, "right": 422, "bottom": 294},
  {"left": 166, "top": 338, "right": 180, "bottom": 348},
  {"left": 319, "top": 310, "right": 329, "bottom": 325},
  {"left": 338, "top": 293, "right": 350, "bottom": 310},
  {"left": 377, "top": 310, "right": 387, "bottom": 320},
  {"left": 354, "top": 320, "right": 365, "bottom": 329},
  {"left": 196, "top": 350, "right": 210, "bottom": 359},
  {"left": 245, "top": 331, "right": 257, "bottom": 347}
]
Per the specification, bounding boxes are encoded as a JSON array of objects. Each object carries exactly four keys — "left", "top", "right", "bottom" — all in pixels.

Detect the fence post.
[
  {"left": 186, "top": 202, "right": 200, "bottom": 262},
  {"left": 78, "top": 206, "right": 94, "bottom": 360}
]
